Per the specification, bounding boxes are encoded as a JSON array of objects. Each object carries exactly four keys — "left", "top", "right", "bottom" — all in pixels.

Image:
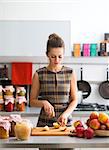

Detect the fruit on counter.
[
  {"left": 89, "top": 112, "right": 99, "bottom": 120},
  {"left": 75, "top": 126, "right": 85, "bottom": 138},
  {"left": 72, "top": 112, "right": 109, "bottom": 139},
  {"left": 53, "top": 122, "right": 60, "bottom": 129},
  {"left": 59, "top": 126, "right": 67, "bottom": 131},
  {"left": 14, "top": 121, "right": 31, "bottom": 140},
  {"left": 73, "top": 120, "right": 83, "bottom": 128},
  {"left": 86, "top": 118, "right": 91, "bottom": 127},
  {"left": 84, "top": 127, "right": 94, "bottom": 139},
  {"left": 98, "top": 112, "right": 109, "bottom": 124},
  {"left": 89, "top": 119, "right": 100, "bottom": 130},
  {"left": 105, "top": 119, "right": 109, "bottom": 129},
  {"left": 100, "top": 124, "right": 107, "bottom": 130},
  {"left": 43, "top": 125, "right": 49, "bottom": 131}
]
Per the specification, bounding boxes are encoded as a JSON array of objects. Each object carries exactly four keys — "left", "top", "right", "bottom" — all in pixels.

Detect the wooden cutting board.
[{"left": 31, "top": 126, "right": 74, "bottom": 136}]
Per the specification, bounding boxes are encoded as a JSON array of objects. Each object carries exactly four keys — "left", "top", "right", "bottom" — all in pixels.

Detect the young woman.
[{"left": 30, "top": 33, "right": 77, "bottom": 128}]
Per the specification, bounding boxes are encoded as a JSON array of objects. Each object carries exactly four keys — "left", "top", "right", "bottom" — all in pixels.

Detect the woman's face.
[{"left": 47, "top": 47, "right": 64, "bottom": 66}]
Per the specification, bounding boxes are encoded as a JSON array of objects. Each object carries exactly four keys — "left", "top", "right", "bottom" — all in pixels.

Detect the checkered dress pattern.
[{"left": 36, "top": 66, "right": 73, "bottom": 127}]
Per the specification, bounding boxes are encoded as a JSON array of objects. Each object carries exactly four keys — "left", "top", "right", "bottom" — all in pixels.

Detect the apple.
[
  {"left": 89, "top": 119, "right": 100, "bottom": 130},
  {"left": 105, "top": 119, "right": 109, "bottom": 129},
  {"left": 98, "top": 112, "right": 109, "bottom": 124},
  {"left": 100, "top": 124, "right": 107, "bottom": 130},
  {"left": 86, "top": 119, "right": 91, "bottom": 127},
  {"left": 89, "top": 112, "right": 99, "bottom": 120},
  {"left": 75, "top": 126, "right": 85, "bottom": 138},
  {"left": 73, "top": 120, "right": 83, "bottom": 128},
  {"left": 84, "top": 127, "right": 94, "bottom": 139}
]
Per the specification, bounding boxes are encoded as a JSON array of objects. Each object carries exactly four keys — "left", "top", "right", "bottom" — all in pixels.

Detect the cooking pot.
[
  {"left": 99, "top": 68, "right": 109, "bottom": 99},
  {"left": 77, "top": 67, "right": 91, "bottom": 99}
]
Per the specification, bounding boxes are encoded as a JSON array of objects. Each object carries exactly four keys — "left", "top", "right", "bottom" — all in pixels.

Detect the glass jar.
[
  {"left": 5, "top": 96, "right": 14, "bottom": 112},
  {"left": 16, "top": 96, "right": 27, "bottom": 111},
  {"left": 0, "top": 120, "right": 11, "bottom": 139},
  {"left": 9, "top": 114, "right": 22, "bottom": 137},
  {"left": 4, "top": 85, "right": 15, "bottom": 95},
  {"left": 0, "top": 85, "right": 4, "bottom": 111},
  {"left": 16, "top": 87, "right": 26, "bottom": 96},
  {"left": 14, "top": 119, "right": 32, "bottom": 140}
]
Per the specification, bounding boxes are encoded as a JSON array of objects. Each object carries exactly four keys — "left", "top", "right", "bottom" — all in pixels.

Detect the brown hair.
[{"left": 46, "top": 33, "right": 65, "bottom": 56}]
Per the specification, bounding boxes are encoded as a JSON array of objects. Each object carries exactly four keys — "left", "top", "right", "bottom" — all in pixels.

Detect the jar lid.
[
  {"left": 0, "top": 120, "right": 10, "bottom": 131},
  {"left": 10, "top": 114, "right": 22, "bottom": 123},
  {"left": 4, "top": 86, "right": 15, "bottom": 92},
  {"left": 17, "top": 87, "right": 26, "bottom": 93}
]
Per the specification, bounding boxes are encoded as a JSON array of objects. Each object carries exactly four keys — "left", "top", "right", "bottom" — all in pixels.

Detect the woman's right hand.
[{"left": 43, "top": 100, "right": 55, "bottom": 118}]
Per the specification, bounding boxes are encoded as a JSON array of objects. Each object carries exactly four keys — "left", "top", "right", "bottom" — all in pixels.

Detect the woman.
[{"left": 30, "top": 33, "right": 77, "bottom": 128}]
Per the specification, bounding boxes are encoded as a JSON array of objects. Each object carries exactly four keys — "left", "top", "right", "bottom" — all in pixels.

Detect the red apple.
[
  {"left": 89, "top": 119, "right": 100, "bottom": 130},
  {"left": 75, "top": 126, "right": 85, "bottom": 138},
  {"left": 98, "top": 112, "right": 109, "bottom": 124},
  {"left": 84, "top": 127, "right": 94, "bottom": 139},
  {"left": 73, "top": 120, "right": 83, "bottom": 128},
  {"left": 89, "top": 112, "right": 99, "bottom": 120},
  {"left": 105, "top": 119, "right": 109, "bottom": 129}
]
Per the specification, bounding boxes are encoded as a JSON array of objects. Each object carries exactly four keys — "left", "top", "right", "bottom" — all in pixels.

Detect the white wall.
[
  {"left": 0, "top": 0, "right": 109, "bottom": 105},
  {"left": 0, "top": 0, "right": 109, "bottom": 45}
]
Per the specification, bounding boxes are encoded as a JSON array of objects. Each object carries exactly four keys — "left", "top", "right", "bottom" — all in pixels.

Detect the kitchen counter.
[
  {"left": 0, "top": 106, "right": 108, "bottom": 117},
  {"left": 0, "top": 106, "right": 41, "bottom": 117},
  {"left": 1, "top": 135, "right": 109, "bottom": 148}
]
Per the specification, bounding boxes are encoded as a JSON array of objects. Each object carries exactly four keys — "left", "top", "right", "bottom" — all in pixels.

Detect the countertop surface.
[
  {"left": 1, "top": 107, "right": 109, "bottom": 148},
  {"left": 0, "top": 106, "right": 41, "bottom": 117},
  {"left": 1, "top": 135, "right": 109, "bottom": 148},
  {"left": 0, "top": 106, "right": 108, "bottom": 117}
]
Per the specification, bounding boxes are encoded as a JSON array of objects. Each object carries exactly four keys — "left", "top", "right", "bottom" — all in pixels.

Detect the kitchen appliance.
[{"left": 74, "top": 103, "right": 108, "bottom": 111}]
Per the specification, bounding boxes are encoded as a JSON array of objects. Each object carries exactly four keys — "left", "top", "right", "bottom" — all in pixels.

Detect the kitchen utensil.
[
  {"left": 31, "top": 126, "right": 73, "bottom": 136},
  {"left": 77, "top": 67, "right": 91, "bottom": 99},
  {"left": 99, "top": 68, "right": 109, "bottom": 99}
]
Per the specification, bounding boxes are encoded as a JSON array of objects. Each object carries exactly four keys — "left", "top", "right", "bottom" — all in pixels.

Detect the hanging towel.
[{"left": 12, "top": 62, "right": 32, "bottom": 85}]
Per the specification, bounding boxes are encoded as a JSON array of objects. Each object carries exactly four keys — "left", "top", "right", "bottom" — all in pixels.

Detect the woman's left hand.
[{"left": 57, "top": 113, "right": 68, "bottom": 126}]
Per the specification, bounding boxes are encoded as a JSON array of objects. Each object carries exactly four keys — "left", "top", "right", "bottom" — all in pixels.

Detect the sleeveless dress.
[{"left": 36, "top": 66, "right": 73, "bottom": 127}]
